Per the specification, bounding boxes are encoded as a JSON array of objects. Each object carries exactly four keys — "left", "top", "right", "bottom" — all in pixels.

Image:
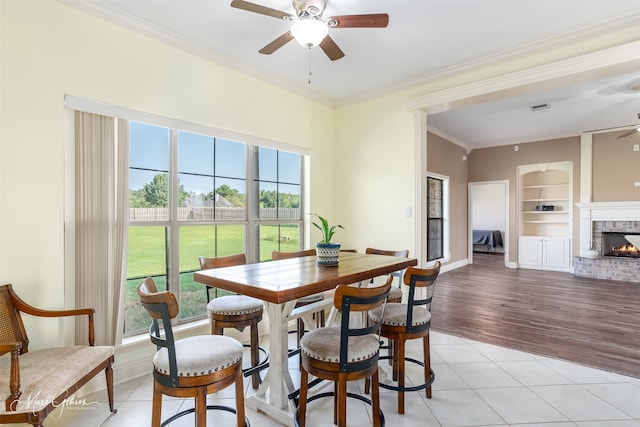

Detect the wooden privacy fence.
[{"left": 129, "top": 207, "right": 301, "bottom": 221}]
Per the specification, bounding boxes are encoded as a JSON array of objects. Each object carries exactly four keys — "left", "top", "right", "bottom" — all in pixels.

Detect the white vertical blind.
[{"left": 74, "top": 111, "right": 129, "bottom": 345}]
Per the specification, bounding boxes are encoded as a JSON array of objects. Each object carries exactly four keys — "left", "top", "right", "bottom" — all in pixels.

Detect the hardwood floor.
[{"left": 431, "top": 252, "right": 640, "bottom": 379}]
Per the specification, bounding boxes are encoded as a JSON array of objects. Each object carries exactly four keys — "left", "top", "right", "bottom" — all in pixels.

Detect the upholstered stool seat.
[
  {"left": 369, "top": 305, "right": 431, "bottom": 327},
  {"left": 300, "top": 327, "right": 380, "bottom": 363},
  {"left": 207, "top": 295, "right": 264, "bottom": 317},
  {"left": 153, "top": 335, "right": 243, "bottom": 377},
  {"left": 296, "top": 293, "right": 324, "bottom": 305},
  {"left": 387, "top": 286, "right": 403, "bottom": 303},
  {"left": 200, "top": 254, "right": 266, "bottom": 390}
]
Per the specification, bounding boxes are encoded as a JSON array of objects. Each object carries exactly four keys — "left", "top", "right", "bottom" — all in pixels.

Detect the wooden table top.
[{"left": 193, "top": 251, "right": 417, "bottom": 304}]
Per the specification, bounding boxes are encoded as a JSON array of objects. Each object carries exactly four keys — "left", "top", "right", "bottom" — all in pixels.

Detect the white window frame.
[{"left": 426, "top": 171, "right": 450, "bottom": 263}]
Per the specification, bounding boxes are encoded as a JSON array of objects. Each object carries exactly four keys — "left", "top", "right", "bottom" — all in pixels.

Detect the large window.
[{"left": 124, "top": 122, "right": 304, "bottom": 335}]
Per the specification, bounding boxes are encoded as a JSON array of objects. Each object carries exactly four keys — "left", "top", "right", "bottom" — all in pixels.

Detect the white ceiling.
[{"left": 63, "top": 0, "right": 640, "bottom": 149}]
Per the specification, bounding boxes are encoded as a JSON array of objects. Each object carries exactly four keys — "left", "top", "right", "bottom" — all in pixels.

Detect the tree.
[
  {"left": 210, "top": 184, "right": 245, "bottom": 207},
  {"left": 129, "top": 188, "right": 147, "bottom": 208},
  {"left": 279, "top": 192, "right": 299, "bottom": 208},
  {"left": 138, "top": 173, "right": 188, "bottom": 207},
  {"left": 259, "top": 190, "right": 277, "bottom": 208}
]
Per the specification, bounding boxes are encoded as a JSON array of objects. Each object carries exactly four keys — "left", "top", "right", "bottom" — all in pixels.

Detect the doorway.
[{"left": 468, "top": 180, "right": 509, "bottom": 267}]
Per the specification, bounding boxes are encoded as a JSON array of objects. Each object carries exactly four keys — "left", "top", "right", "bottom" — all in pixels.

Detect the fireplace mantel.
[
  {"left": 576, "top": 201, "right": 640, "bottom": 219},
  {"left": 576, "top": 201, "right": 640, "bottom": 256}
]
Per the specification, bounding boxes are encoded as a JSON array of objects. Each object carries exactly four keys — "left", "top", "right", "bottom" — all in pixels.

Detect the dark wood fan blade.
[
  {"left": 259, "top": 32, "right": 294, "bottom": 55},
  {"left": 319, "top": 36, "right": 345, "bottom": 61},
  {"left": 616, "top": 128, "right": 639, "bottom": 139},
  {"left": 231, "top": 0, "right": 292, "bottom": 20},
  {"left": 328, "top": 13, "right": 389, "bottom": 28}
]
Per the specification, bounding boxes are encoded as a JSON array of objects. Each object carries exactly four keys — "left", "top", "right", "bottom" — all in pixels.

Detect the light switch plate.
[{"left": 634, "top": 144, "right": 639, "bottom": 152}]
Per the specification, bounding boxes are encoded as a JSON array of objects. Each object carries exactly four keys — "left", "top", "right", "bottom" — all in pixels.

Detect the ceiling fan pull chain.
[{"left": 307, "top": 47, "right": 312, "bottom": 84}]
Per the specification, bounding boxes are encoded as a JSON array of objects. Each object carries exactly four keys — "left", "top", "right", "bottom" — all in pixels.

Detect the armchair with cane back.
[{"left": 0, "top": 283, "right": 116, "bottom": 427}]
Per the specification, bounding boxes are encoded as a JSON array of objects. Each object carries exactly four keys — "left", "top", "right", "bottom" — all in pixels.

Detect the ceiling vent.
[{"left": 530, "top": 103, "right": 550, "bottom": 112}]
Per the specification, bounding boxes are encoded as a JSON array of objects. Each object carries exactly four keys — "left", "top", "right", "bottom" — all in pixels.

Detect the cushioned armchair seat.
[{"left": 0, "top": 346, "right": 114, "bottom": 413}]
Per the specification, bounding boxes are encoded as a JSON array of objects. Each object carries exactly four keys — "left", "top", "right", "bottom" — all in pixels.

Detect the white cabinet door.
[
  {"left": 518, "top": 236, "right": 543, "bottom": 266},
  {"left": 543, "top": 237, "right": 570, "bottom": 268}
]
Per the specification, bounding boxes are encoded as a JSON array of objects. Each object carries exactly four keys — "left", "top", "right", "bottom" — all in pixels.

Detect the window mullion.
[
  {"left": 169, "top": 129, "right": 180, "bottom": 304},
  {"left": 246, "top": 145, "right": 257, "bottom": 263}
]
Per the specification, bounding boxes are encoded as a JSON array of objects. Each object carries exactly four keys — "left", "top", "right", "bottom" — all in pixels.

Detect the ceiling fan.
[
  {"left": 617, "top": 113, "right": 640, "bottom": 139},
  {"left": 230, "top": 0, "right": 389, "bottom": 61},
  {"left": 584, "top": 113, "right": 640, "bottom": 139}
]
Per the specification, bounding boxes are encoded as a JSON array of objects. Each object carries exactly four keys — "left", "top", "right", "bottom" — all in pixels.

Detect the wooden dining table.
[{"left": 194, "top": 251, "right": 417, "bottom": 425}]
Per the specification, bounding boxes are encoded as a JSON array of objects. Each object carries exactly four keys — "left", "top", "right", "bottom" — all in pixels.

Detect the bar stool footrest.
[
  {"left": 242, "top": 344, "right": 269, "bottom": 379},
  {"left": 378, "top": 355, "right": 435, "bottom": 393},
  {"left": 161, "top": 405, "right": 251, "bottom": 427},
  {"left": 293, "top": 391, "right": 385, "bottom": 427}
]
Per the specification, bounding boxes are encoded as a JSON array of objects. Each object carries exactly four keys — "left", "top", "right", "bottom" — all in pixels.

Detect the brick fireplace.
[{"left": 575, "top": 202, "right": 640, "bottom": 283}]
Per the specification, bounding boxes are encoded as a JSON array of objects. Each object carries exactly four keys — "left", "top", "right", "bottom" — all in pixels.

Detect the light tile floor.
[{"left": 12, "top": 331, "right": 640, "bottom": 427}]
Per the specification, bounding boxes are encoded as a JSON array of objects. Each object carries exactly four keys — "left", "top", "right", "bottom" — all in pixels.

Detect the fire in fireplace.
[{"left": 601, "top": 232, "right": 640, "bottom": 258}]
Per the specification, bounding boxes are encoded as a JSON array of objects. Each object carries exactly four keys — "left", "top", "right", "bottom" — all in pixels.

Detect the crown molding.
[{"left": 404, "top": 40, "right": 640, "bottom": 113}]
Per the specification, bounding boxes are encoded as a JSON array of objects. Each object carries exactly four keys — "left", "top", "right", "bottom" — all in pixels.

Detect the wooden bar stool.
[
  {"left": 296, "top": 277, "right": 392, "bottom": 427},
  {"left": 138, "top": 278, "right": 249, "bottom": 427},
  {"left": 199, "top": 253, "right": 266, "bottom": 389},
  {"left": 367, "top": 262, "right": 441, "bottom": 414}
]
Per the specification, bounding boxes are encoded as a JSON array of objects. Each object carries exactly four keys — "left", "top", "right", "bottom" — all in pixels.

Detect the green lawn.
[{"left": 124, "top": 223, "right": 301, "bottom": 334}]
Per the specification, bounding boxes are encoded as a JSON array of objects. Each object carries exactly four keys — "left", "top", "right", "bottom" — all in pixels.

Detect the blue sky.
[{"left": 129, "top": 121, "right": 300, "bottom": 197}]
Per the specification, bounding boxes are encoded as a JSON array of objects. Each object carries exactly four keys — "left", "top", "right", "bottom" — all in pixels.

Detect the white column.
[
  {"left": 415, "top": 110, "right": 427, "bottom": 265},
  {"left": 579, "top": 134, "right": 593, "bottom": 256}
]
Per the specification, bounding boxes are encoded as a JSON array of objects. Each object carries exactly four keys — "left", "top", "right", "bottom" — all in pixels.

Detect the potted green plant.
[{"left": 311, "top": 213, "right": 344, "bottom": 266}]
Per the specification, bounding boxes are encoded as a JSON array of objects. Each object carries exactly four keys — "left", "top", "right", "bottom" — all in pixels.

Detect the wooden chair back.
[
  {"left": 403, "top": 262, "right": 441, "bottom": 333},
  {"left": 0, "top": 285, "right": 29, "bottom": 355},
  {"left": 199, "top": 253, "right": 246, "bottom": 270},
  {"left": 365, "top": 248, "right": 409, "bottom": 258},
  {"left": 137, "top": 277, "right": 179, "bottom": 320},
  {"left": 137, "top": 277, "right": 182, "bottom": 386},
  {"left": 198, "top": 254, "right": 247, "bottom": 302},
  {"left": 333, "top": 276, "right": 392, "bottom": 372},
  {"left": 0, "top": 283, "right": 97, "bottom": 354},
  {"left": 365, "top": 247, "right": 409, "bottom": 284},
  {"left": 272, "top": 248, "right": 316, "bottom": 260}
]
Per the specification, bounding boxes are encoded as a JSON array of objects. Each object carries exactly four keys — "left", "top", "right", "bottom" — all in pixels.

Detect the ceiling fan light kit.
[{"left": 291, "top": 18, "right": 328, "bottom": 47}]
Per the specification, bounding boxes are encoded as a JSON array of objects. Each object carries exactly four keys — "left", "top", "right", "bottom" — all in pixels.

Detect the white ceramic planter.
[{"left": 585, "top": 249, "right": 599, "bottom": 259}]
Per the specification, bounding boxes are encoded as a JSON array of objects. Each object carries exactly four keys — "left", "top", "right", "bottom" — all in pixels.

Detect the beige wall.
[
  {"left": 427, "top": 132, "right": 469, "bottom": 263},
  {"left": 592, "top": 132, "right": 640, "bottom": 201},
  {"left": 333, "top": 94, "right": 417, "bottom": 255},
  {"left": 467, "top": 137, "right": 581, "bottom": 263},
  {"left": 0, "top": 1, "right": 335, "bottom": 348}
]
